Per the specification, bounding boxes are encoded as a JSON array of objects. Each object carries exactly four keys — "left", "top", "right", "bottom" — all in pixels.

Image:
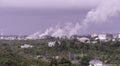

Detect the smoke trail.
[{"left": 28, "top": 0, "right": 120, "bottom": 39}]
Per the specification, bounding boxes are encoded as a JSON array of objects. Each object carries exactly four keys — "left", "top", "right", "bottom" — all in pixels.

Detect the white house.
[
  {"left": 98, "top": 33, "right": 113, "bottom": 41},
  {"left": 117, "top": 33, "right": 120, "bottom": 41},
  {"left": 48, "top": 41, "right": 56, "bottom": 47},
  {"left": 91, "top": 34, "right": 98, "bottom": 38},
  {"left": 77, "top": 37, "right": 90, "bottom": 43},
  {"left": 118, "top": 33, "right": 120, "bottom": 38},
  {"left": 21, "top": 44, "right": 33, "bottom": 48},
  {"left": 48, "top": 41, "right": 61, "bottom": 47},
  {"left": 89, "top": 60, "right": 103, "bottom": 66},
  {"left": 0, "top": 35, "right": 17, "bottom": 40},
  {"left": 0, "top": 35, "right": 27, "bottom": 40}
]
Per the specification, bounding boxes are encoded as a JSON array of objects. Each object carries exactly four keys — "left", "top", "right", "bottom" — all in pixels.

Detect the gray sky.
[
  {"left": 1, "top": 0, "right": 100, "bottom": 9},
  {"left": 0, "top": 0, "right": 120, "bottom": 35}
]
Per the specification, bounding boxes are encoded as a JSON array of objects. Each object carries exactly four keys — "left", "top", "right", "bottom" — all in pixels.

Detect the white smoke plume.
[
  {"left": 27, "top": 23, "right": 81, "bottom": 39},
  {"left": 51, "top": 23, "right": 81, "bottom": 38},
  {"left": 28, "top": 0, "right": 120, "bottom": 39},
  {"left": 76, "top": 0, "right": 120, "bottom": 34},
  {"left": 84, "top": 0, "right": 120, "bottom": 23},
  {"left": 39, "top": 27, "right": 54, "bottom": 37}
]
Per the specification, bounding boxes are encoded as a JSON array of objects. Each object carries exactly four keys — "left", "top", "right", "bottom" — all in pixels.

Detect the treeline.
[
  {"left": 45, "top": 39, "right": 120, "bottom": 64},
  {"left": 0, "top": 39, "right": 120, "bottom": 66},
  {"left": 0, "top": 43, "right": 49, "bottom": 66}
]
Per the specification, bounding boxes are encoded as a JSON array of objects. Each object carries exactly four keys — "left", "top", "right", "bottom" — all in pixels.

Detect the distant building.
[
  {"left": 0, "top": 35, "right": 26, "bottom": 40},
  {"left": 25, "top": 35, "right": 38, "bottom": 40},
  {"left": 91, "top": 34, "right": 99, "bottom": 43},
  {"left": 17, "top": 36, "right": 27, "bottom": 40},
  {"left": 48, "top": 41, "right": 56, "bottom": 47},
  {"left": 117, "top": 33, "right": 120, "bottom": 41},
  {"left": 89, "top": 59, "right": 103, "bottom": 66},
  {"left": 91, "top": 41, "right": 98, "bottom": 44},
  {"left": 91, "top": 34, "right": 98, "bottom": 38},
  {"left": 98, "top": 33, "right": 113, "bottom": 41},
  {"left": 21, "top": 44, "right": 33, "bottom": 48},
  {"left": 25, "top": 33, "right": 53, "bottom": 40},
  {"left": 0, "top": 35, "right": 18, "bottom": 40},
  {"left": 112, "top": 38, "right": 116, "bottom": 42},
  {"left": 77, "top": 37, "right": 90, "bottom": 43},
  {"left": 118, "top": 33, "right": 120, "bottom": 38},
  {"left": 48, "top": 41, "right": 61, "bottom": 47}
]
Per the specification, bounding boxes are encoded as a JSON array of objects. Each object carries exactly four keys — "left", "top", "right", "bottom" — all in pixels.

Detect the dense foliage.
[{"left": 0, "top": 39, "right": 120, "bottom": 66}]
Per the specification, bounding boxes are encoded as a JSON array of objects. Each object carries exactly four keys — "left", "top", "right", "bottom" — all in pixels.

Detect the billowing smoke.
[
  {"left": 51, "top": 23, "right": 81, "bottom": 38},
  {"left": 75, "top": 0, "right": 120, "bottom": 35},
  {"left": 26, "top": 23, "right": 81, "bottom": 39},
  {"left": 28, "top": 0, "right": 120, "bottom": 39},
  {"left": 77, "top": 0, "right": 120, "bottom": 33},
  {"left": 39, "top": 27, "right": 53, "bottom": 37},
  {"left": 84, "top": 0, "right": 120, "bottom": 23}
]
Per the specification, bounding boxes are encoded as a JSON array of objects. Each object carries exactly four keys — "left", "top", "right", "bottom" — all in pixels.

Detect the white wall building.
[
  {"left": 0, "top": 35, "right": 26, "bottom": 40},
  {"left": 77, "top": 37, "right": 90, "bottom": 43},
  {"left": 91, "top": 34, "right": 98, "bottom": 38},
  {"left": 98, "top": 33, "right": 113, "bottom": 41},
  {"left": 117, "top": 33, "right": 120, "bottom": 40},
  {"left": 89, "top": 60, "right": 103, "bottom": 66},
  {"left": 48, "top": 41, "right": 56, "bottom": 47},
  {"left": 21, "top": 44, "right": 33, "bottom": 48},
  {"left": 0, "top": 35, "right": 17, "bottom": 40}
]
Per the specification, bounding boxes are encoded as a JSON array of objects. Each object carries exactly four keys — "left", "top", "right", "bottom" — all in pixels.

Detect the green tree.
[{"left": 80, "top": 56, "right": 91, "bottom": 66}]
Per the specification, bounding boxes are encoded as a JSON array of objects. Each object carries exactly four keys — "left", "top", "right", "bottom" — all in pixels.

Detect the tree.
[
  {"left": 59, "top": 57, "right": 71, "bottom": 66},
  {"left": 50, "top": 58, "right": 58, "bottom": 66},
  {"left": 80, "top": 56, "right": 92, "bottom": 66}
]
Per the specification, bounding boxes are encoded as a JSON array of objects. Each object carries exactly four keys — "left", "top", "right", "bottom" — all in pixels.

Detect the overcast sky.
[
  {"left": 1, "top": 0, "right": 100, "bottom": 9},
  {"left": 0, "top": 0, "right": 120, "bottom": 35}
]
